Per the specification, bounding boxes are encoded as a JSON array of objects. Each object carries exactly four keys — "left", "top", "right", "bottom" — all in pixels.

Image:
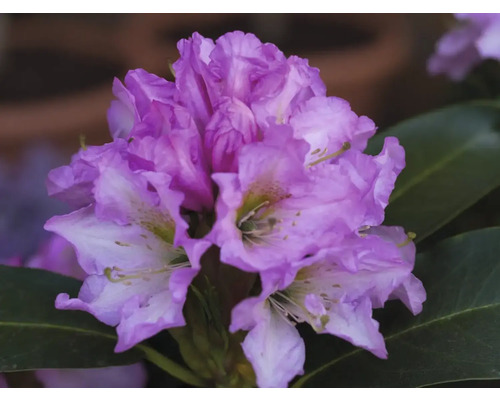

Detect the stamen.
[
  {"left": 271, "top": 290, "right": 331, "bottom": 331},
  {"left": 307, "top": 142, "right": 351, "bottom": 168},
  {"left": 238, "top": 200, "right": 270, "bottom": 227},
  {"left": 319, "top": 315, "right": 330, "bottom": 331},
  {"left": 168, "top": 62, "right": 176, "bottom": 78},
  {"left": 79, "top": 134, "right": 87, "bottom": 151},
  {"left": 358, "top": 225, "right": 371, "bottom": 238},
  {"left": 397, "top": 232, "right": 416, "bottom": 248},
  {"left": 104, "top": 259, "right": 190, "bottom": 284},
  {"left": 311, "top": 148, "right": 321, "bottom": 155}
]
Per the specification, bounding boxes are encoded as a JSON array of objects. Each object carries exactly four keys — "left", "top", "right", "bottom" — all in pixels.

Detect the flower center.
[{"left": 237, "top": 200, "right": 284, "bottom": 246}]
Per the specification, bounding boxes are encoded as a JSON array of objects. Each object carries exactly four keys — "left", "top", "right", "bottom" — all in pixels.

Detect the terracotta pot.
[
  {"left": 121, "top": 14, "right": 412, "bottom": 123},
  {"left": 0, "top": 16, "right": 131, "bottom": 152}
]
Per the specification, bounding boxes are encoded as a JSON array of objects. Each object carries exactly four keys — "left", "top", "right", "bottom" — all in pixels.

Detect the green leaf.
[
  {"left": 0, "top": 265, "right": 142, "bottom": 371},
  {"left": 294, "top": 227, "right": 500, "bottom": 387},
  {"left": 366, "top": 101, "right": 500, "bottom": 243}
]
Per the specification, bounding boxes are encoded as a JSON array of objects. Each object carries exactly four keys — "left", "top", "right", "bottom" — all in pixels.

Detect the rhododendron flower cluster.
[
  {"left": 428, "top": 13, "right": 500, "bottom": 80},
  {"left": 45, "top": 31, "right": 425, "bottom": 387}
]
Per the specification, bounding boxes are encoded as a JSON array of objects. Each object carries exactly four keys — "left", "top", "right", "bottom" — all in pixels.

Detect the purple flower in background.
[
  {"left": 0, "top": 145, "right": 68, "bottom": 260},
  {"left": 0, "top": 374, "right": 7, "bottom": 388},
  {"left": 428, "top": 13, "right": 500, "bottom": 80},
  {"left": 27, "top": 234, "right": 84, "bottom": 280},
  {"left": 45, "top": 30, "right": 424, "bottom": 387},
  {"left": 35, "top": 364, "right": 147, "bottom": 388}
]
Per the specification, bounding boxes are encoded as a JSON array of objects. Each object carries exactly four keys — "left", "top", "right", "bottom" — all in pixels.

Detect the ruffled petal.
[
  {"left": 324, "top": 298, "right": 387, "bottom": 359},
  {"left": 174, "top": 32, "right": 216, "bottom": 127},
  {"left": 107, "top": 69, "right": 177, "bottom": 139},
  {"left": 46, "top": 140, "right": 129, "bottom": 209},
  {"left": 209, "top": 31, "right": 288, "bottom": 104},
  {"left": 390, "top": 274, "right": 426, "bottom": 315},
  {"left": 290, "top": 96, "right": 376, "bottom": 164},
  {"left": 204, "top": 97, "right": 258, "bottom": 172},
  {"left": 115, "top": 290, "right": 185, "bottom": 352},
  {"left": 241, "top": 302, "right": 305, "bottom": 388},
  {"left": 251, "top": 55, "right": 325, "bottom": 128}
]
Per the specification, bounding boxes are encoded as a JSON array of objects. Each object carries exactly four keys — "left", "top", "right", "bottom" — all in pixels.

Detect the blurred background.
[{"left": 0, "top": 13, "right": 455, "bottom": 260}]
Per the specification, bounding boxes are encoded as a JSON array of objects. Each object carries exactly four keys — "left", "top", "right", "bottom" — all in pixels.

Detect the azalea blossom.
[{"left": 428, "top": 13, "right": 500, "bottom": 80}]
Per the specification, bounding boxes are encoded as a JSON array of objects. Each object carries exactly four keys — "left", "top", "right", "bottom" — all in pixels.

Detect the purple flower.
[
  {"left": 210, "top": 128, "right": 404, "bottom": 273},
  {"left": 230, "top": 227, "right": 425, "bottom": 387},
  {"left": 0, "top": 145, "right": 68, "bottom": 259},
  {"left": 428, "top": 13, "right": 500, "bottom": 80},
  {"left": 46, "top": 141, "right": 210, "bottom": 351}
]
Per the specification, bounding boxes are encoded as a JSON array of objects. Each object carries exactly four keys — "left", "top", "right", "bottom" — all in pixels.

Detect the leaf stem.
[{"left": 137, "top": 344, "right": 207, "bottom": 387}]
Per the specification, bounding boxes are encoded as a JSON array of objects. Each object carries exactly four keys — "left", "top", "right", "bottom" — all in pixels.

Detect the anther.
[
  {"left": 397, "top": 232, "right": 417, "bottom": 248},
  {"left": 168, "top": 62, "right": 176, "bottom": 78},
  {"left": 318, "top": 148, "right": 328, "bottom": 157}
]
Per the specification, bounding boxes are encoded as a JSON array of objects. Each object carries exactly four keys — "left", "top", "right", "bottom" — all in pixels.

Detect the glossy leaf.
[
  {"left": 0, "top": 265, "right": 143, "bottom": 371},
  {"left": 367, "top": 101, "right": 500, "bottom": 242},
  {"left": 294, "top": 227, "right": 500, "bottom": 387}
]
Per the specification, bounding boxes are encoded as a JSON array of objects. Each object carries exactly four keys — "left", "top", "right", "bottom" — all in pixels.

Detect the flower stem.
[{"left": 137, "top": 344, "right": 208, "bottom": 387}]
